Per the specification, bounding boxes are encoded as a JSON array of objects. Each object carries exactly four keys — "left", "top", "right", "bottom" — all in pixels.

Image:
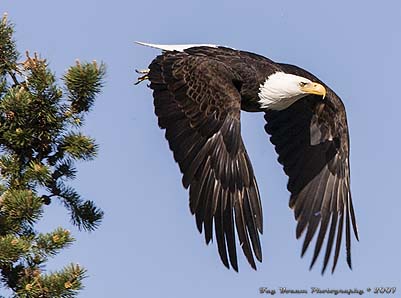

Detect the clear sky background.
[{"left": 1, "top": 1, "right": 401, "bottom": 297}]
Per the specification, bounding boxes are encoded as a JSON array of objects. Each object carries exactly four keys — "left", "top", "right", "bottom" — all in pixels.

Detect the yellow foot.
[{"left": 135, "top": 68, "right": 150, "bottom": 85}]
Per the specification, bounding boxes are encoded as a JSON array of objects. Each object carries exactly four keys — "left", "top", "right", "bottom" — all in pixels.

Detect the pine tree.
[{"left": 0, "top": 13, "right": 105, "bottom": 297}]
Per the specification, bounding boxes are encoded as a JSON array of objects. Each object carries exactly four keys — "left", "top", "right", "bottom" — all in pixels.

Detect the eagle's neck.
[{"left": 257, "top": 72, "right": 308, "bottom": 111}]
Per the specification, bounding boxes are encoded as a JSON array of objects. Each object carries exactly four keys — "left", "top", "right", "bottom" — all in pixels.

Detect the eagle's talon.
[
  {"left": 134, "top": 74, "right": 149, "bottom": 85},
  {"left": 135, "top": 68, "right": 150, "bottom": 85},
  {"left": 135, "top": 68, "right": 150, "bottom": 74}
]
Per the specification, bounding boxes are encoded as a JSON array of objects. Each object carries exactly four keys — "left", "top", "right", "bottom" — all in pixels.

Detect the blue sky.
[{"left": 2, "top": 0, "right": 401, "bottom": 297}]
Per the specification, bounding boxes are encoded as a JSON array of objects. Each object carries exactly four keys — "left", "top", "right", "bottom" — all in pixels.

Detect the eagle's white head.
[{"left": 258, "top": 72, "right": 326, "bottom": 110}]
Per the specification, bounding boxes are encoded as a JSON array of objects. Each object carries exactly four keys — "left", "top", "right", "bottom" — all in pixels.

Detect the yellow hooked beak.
[{"left": 301, "top": 82, "right": 326, "bottom": 99}]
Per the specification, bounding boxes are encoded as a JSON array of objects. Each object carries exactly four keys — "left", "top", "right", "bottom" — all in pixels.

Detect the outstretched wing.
[
  {"left": 148, "top": 50, "right": 263, "bottom": 271},
  {"left": 264, "top": 65, "right": 359, "bottom": 274}
]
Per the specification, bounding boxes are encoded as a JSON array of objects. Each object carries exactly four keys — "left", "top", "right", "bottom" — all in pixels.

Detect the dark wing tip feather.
[
  {"left": 331, "top": 212, "right": 344, "bottom": 273},
  {"left": 214, "top": 198, "right": 230, "bottom": 268},
  {"left": 349, "top": 194, "right": 360, "bottom": 241},
  {"left": 234, "top": 191, "right": 257, "bottom": 270}
]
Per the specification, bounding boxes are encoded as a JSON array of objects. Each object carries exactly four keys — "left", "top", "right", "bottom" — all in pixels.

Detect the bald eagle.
[{"left": 136, "top": 42, "right": 359, "bottom": 274}]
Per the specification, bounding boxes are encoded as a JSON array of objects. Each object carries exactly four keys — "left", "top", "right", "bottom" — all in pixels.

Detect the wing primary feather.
[
  {"left": 297, "top": 169, "right": 328, "bottom": 240},
  {"left": 301, "top": 215, "right": 320, "bottom": 257},
  {"left": 224, "top": 197, "right": 238, "bottom": 271},
  {"left": 214, "top": 195, "right": 229, "bottom": 268},
  {"left": 189, "top": 180, "right": 201, "bottom": 214},
  {"left": 348, "top": 192, "right": 359, "bottom": 241},
  {"left": 332, "top": 211, "right": 344, "bottom": 273},
  {"left": 238, "top": 153, "right": 251, "bottom": 187},
  {"left": 309, "top": 174, "right": 336, "bottom": 269},
  {"left": 211, "top": 179, "right": 221, "bottom": 217},
  {"left": 295, "top": 183, "right": 316, "bottom": 238},
  {"left": 249, "top": 178, "right": 263, "bottom": 234},
  {"left": 221, "top": 187, "right": 228, "bottom": 211},
  {"left": 322, "top": 212, "right": 338, "bottom": 274},
  {"left": 345, "top": 193, "right": 352, "bottom": 269},
  {"left": 243, "top": 188, "right": 262, "bottom": 262},
  {"left": 195, "top": 157, "right": 213, "bottom": 232},
  {"left": 321, "top": 176, "right": 340, "bottom": 274},
  {"left": 292, "top": 185, "right": 310, "bottom": 220},
  {"left": 202, "top": 171, "right": 215, "bottom": 244},
  {"left": 233, "top": 190, "right": 257, "bottom": 269},
  {"left": 182, "top": 135, "right": 213, "bottom": 188}
]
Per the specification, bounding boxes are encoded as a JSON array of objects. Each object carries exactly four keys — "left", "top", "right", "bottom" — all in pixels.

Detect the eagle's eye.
[{"left": 299, "top": 82, "right": 307, "bottom": 87}]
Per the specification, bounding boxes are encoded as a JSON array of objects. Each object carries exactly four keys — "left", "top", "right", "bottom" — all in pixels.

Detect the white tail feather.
[{"left": 135, "top": 41, "right": 219, "bottom": 52}]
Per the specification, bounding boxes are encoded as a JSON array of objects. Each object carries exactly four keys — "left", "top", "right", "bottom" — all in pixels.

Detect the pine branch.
[
  {"left": 0, "top": 15, "right": 105, "bottom": 297},
  {"left": 58, "top": 133, "right": 98, "bottom": 161},
  {"left": 0, "top": 190, "right": 43, "bottom": 234},
  {"left": 64, "top": 60, "right": 105, "bottom": 113},
  {"left": 0, "top": 13, "right": 18, "bottom": 77},
  {"left": 55, "top": 183, "right": 103, "bottom": 231}
]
